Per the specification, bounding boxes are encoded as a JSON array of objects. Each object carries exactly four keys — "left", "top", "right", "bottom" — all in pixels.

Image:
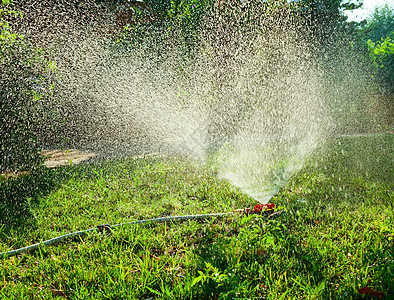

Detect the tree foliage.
[
  {"left": 363, "top": 5, "right": 394, "bottom": 94},
  {"left": 367, "top": 35, "right": 394, "bottom": 94},
  {"left": 0, "top": 0, "right": 56, "bottom": 171},
  {"left": 364, "top": 5, "right": 394, "bottom": 43}
]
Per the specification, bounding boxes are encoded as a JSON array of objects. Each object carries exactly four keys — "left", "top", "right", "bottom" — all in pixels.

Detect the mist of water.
[{"left": 11, "top": 1, "right": 377, "bottom": 203}]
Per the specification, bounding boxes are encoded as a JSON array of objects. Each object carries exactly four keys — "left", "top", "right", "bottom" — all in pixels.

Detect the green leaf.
[{"left": 191, "top": 275, "right": 202, "bottom": 286}]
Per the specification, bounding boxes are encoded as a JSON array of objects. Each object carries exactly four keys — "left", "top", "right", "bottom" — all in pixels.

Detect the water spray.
[
  {"left": 1, "top": 0, "right": 379, "bottom": 260},
  {"left": 7, "top": 0, "right": 376, "bottom": 204}
]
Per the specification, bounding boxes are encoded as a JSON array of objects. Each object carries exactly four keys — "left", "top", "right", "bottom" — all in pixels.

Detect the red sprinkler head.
[
  {"left": 253, "top": 203, "right": 275, "bottom": 212},
  {"left": 234, "top": 203, "right": 276, "bottom": 215}
]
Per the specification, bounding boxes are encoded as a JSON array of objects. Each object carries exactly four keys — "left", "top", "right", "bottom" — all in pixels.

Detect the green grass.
[{"left": 0, "top": 134, "right": 393, "bottom": 299}]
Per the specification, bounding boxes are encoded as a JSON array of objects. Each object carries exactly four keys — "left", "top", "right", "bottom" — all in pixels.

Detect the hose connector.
[{"left": 234, "top": 203, "right": 276, "bottom": 215}]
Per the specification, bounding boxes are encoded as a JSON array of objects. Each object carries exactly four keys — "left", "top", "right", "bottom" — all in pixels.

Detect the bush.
[
  {"left": 364, "top": 5, "right": 394, "bottom": 95},
  {"left": 367, "top": 35, "right": 394, "bottom": 94},
  {"left": 0, "top": 0, "right": 56, "bottom": 172}
]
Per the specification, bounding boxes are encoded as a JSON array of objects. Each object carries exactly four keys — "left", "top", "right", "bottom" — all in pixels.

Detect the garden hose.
[
  {"left": 0, "top": 203, "right": 279, "bottom": 259},
  {"left": 0, "top": 212, "right": 230, "bottom": 259}
]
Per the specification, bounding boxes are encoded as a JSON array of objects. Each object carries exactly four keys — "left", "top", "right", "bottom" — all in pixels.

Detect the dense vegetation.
[
  {"left": 364, "top": 5, "right": 394, "bottom": 94},
  {"left": 0, "top": 0, "right": 58, "bottom": 172},
  {"left": 1, "top": 0, "right": 392, "bottom": 171}
]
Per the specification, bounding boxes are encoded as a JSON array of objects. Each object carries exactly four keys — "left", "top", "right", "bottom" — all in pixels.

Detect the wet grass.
[{"left": 0, "top": 134, "right": 393, "bottom": 299}]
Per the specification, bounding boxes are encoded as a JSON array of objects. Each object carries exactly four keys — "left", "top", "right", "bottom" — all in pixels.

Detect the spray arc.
[{"left": 9, "top": 1, "right": 374, "bottom": 203}]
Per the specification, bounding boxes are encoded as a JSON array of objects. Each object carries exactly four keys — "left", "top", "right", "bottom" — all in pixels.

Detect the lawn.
[{"left": 0, "top": 134, "right": 393, "bottom": 299}]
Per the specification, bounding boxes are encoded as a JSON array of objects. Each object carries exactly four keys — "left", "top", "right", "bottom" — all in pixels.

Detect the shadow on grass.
[
  {"left": 0, "top": 166, "right": 71, "bottom": 233},
  {"left": 0, "top": 157, "right": 155, "bottom": 235}
]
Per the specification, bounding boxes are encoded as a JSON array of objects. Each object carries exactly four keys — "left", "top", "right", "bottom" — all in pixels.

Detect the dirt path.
[
  {"left": 42, "top": 132, "right": 392, "bottom": 168},
  {"left": 1, "top": 132, "right": 390, "bottom": 178},
  {"left": 43, "top": 149, "right": 97, "bottom": 168}
]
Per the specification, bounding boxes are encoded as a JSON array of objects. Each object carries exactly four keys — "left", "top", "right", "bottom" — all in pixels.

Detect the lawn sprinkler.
[{"left": 233, "top": 203, "right": 278, "bottom": 216}]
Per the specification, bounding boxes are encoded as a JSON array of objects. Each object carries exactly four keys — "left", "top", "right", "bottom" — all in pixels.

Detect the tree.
[
  {"left": 363, "top": 5, "right": 394, "bottom": 94},
  {"left": 363, "top": 4, "right": 394, "bottom": 43}
]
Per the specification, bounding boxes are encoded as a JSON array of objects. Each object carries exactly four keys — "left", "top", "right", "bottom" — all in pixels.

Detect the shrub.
[
  {"left": 0, "top": 0, "right": 56, "bottom": 172},
  {"left": 365, "top": 5, "right": 394, "bottom": 95}
]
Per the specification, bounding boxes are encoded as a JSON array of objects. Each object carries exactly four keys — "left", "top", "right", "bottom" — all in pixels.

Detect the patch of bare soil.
[
  {"left": 43, "top": 149, "right": 97, "bottom": 168},
  {"left": 0, "top": 150, "right": 97, "bottom": 178}
]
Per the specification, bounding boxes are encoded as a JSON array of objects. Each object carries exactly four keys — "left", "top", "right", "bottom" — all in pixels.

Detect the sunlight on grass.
[{"left": 0, "top": 135, "right": 393, "bottom": 299}]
